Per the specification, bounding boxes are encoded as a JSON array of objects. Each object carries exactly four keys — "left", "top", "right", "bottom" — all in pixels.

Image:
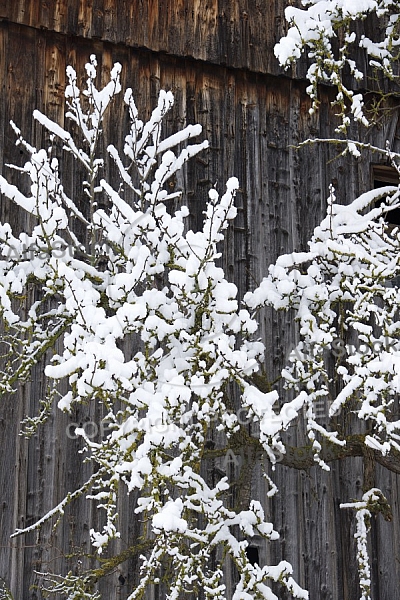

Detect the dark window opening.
[
  {"left": 245, "top": 546, "right": 259, "bottom": 566},
  {"left": 372, "top": 165, "right": 400, "bottom": 225},
  {"left": 372, "top": 165, "right": 400, "bottom": 288}
]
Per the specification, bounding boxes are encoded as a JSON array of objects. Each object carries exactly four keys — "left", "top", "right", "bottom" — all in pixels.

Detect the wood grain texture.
[
  {"left": 0, "top": 0, "right": 298, "bottom": 77},
  {"left": 0, "top": 0, "right": 384, "bottom": 85},
  {"left": 0, "top": 10, "right": 399, "bottom": 600}
]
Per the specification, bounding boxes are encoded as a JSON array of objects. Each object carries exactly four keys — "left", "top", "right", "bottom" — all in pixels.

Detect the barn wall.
[
  {"left": 0, "top": 5, "right": 399, "bottom": 600},
  {"left": 0, "top": 0, "right": 288, "bottom": 76}
]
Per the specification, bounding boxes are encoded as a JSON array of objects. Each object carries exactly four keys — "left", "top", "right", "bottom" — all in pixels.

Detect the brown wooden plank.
[
  {"left": 0, "top": 18, "right": 399, "bottom": 600},
  {"left": 0, "top": 0, "right": 295, "bottom": 77}
]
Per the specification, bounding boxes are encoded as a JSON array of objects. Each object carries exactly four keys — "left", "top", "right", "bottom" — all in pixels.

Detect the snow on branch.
[
  {"left": 275, "top": 0, "right": 400, "bottom": 131},
  {"left": 341, "top": 488, "right": 392, "bottom": 600},
  {"left": 245, "top": 181, "right": 400, "bottom": 468},
  {"left": 0, "top": 57, "right": 308, "bottom": 599}
]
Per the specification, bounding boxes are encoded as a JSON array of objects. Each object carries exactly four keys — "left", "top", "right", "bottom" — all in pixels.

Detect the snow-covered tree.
[
  {"left": 268, "top": 3, "right": 400, "bottom": 599},
  {"left": 275, "top": 0, "right": 400, "bottom": 133},
  {"left": 1, "top": 4, "right": 400, "bottom": 595},
  {"left": 0, "top": 56, "right": 308, "bottom": 599}
]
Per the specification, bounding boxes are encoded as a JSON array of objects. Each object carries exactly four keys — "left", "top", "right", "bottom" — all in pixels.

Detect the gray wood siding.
[
  {"left": 0, "top": 6, "right": 399, "bottom": 600},
  {"left": 0, "top": 0, "right": 288, "bottom": 77}
]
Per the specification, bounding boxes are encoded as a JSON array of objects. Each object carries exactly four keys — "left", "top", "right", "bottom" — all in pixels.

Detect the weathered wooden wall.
[
  {"left": 0, "top": 2, "right": 400, "bottom": 599},
  {"left": 0, "top": 0, "right": 288, "bottom": 76}
]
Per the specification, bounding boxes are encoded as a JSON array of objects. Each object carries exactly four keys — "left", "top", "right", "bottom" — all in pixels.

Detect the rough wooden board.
[
  {"left": 0, "top": 0, "right": 302, "bottom": 77},
  {"left": 0, "top": 17, "right": 399, "bottom": 600}
]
